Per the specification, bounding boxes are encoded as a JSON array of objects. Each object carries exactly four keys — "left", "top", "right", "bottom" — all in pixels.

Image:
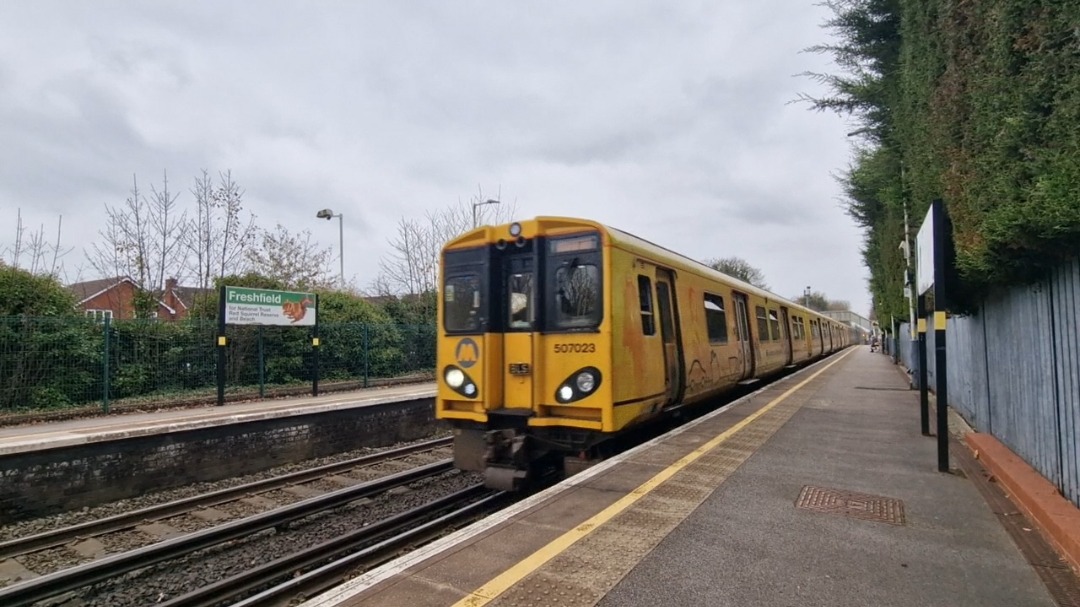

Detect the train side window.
[
  {"left": 755, "top": 306, "right": 769, "bottom": 342},
  {"left": 704, "top": 294, "right": 728, "bottom": 343},
  {"left": 768, "top": 309, "right": 780, "bottom": 341},
  {"left": 794, "top": 317, "right": 805, "bottom": 340},
  {"left": 638, "top": 275, "right": 656, "bottom": 335}
]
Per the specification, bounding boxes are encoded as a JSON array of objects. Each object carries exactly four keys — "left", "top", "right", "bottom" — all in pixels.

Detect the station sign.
[
  {"left": 223, "top": 286, "right": 317, "bottom": 326},
  {"left": 915, "top": 206, "right": 935, "bottom": 296}
]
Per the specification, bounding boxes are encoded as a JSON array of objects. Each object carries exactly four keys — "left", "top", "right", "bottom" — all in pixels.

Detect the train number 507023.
[{"left": 553, "top": 343, "right": 596, "bottom": 354}]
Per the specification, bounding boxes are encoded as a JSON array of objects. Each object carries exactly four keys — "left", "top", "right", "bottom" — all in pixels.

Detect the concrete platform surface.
[
  {"left": 600, "top": 348, "right": 1054, "bottom": 607},
  {"left": 0, "top": 383, "right": 435, "bottom": 455},
  {"left": 302, "top": 348, "right": 1055, "bottom": 607}
]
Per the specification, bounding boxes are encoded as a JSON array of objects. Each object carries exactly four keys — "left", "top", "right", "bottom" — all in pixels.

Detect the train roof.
[
  {"left": 447, "top": 216, "right": 841, "bottom": 324},
  {"left": 599, "top": 222, "right": 829, "bottom": 321}
]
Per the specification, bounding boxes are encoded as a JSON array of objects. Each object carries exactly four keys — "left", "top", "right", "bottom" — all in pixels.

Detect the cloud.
[{"left": 0, "top": 1, "right": 871, "bottom": 313}]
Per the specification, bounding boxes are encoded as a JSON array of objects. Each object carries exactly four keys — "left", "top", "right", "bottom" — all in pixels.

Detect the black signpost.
[
  {"left": 312, "top": 294, "right": 320, "bottom": 397},
  {"left": 915, "top": 199, "right": 952, "bottom": 472},
  {"left": 217, "top": 285, "right": 227, "bottom": 406},
  {"left": 917, "top": 295, "right": 930, "bottom": 436}
]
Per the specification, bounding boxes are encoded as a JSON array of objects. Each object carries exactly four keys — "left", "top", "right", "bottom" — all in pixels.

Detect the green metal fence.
[{"left": 0, "top": 317, "right": 436, "bottom": 413}]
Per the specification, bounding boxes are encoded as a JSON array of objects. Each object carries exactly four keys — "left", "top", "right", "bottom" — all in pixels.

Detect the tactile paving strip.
[
  {"left": 794, "top": 485, "right": 906, "bottom": 525},
  {"left": 485, "top": 371, "right": 825, "bottom": 607}
]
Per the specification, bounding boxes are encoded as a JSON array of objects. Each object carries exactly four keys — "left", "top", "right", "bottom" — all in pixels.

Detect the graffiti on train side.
[{"left": 686, "top": 351, "right": 725, "bottom": 392}]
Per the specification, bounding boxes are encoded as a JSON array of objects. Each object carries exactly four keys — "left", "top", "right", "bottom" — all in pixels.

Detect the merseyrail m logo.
[{"left": 456, "top": 338, "right": 479, "bottom": 368}]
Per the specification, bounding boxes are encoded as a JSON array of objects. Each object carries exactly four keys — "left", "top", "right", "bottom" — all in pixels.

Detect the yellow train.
[{"left": 437, "top": 217, "right": 850, "bottom": 489}]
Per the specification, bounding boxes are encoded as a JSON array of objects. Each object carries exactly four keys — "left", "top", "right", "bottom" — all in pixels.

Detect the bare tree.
[
  {"left": 704, "top": 256, "right": 769, "bottom": 289},
  {"left": 186, "top": 170, "right": 257, "bottom": 306},
  {"left": 24, "top": 223, "right": 49, "bottom": 275},
  {"left": 245, "top": 223, "right": 335, "bottom": 290},
  {"left": 4, "top": 209, "right": 75, "bottom": 279},
  {"left": 88, "top": 172, "right": 187, "bottom": 316},
  {"left": 8, "top": 209, "right": 25, "bottom": 269},
  {"left": 373, "top": 188, "right": 517, "bottom": 297}
]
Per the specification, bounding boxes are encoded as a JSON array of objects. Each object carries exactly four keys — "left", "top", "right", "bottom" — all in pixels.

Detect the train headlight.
[
  {"left": 445, "top": 368, "right": 465, "bottom": 388},
  {"left": 464, "top": 383, "right": 476, "bottom": 396},
  {"left": 575, "top": 371, "right": 596, "bottom": 393},
  {"left": 555, "top": 366, "right": 602, "bottom": 404},
  {"left": 509, "top": 222, "right": 522, "bottom": 237}
]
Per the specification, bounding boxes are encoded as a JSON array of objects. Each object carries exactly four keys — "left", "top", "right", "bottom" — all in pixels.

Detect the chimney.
[{"left": 165, "top": 277, "right": 177, "bottom": 291}]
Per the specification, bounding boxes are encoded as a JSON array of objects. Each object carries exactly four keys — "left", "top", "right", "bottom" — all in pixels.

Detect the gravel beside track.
[
  {"left": 80, "top": 469, "right": 482, "bottom": 606},
  {"left": 0, "top": 434, "right": 449, "bottom": 544}
]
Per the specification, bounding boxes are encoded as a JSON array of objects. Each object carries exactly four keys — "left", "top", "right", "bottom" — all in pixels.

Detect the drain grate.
[{"left": 795, "top": 485, "right": 906, "bottom": 525}]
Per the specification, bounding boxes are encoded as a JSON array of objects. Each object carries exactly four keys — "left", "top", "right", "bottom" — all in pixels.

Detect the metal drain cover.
[{"left": 796, "top": 485, "right": 906, "bottom": 525}]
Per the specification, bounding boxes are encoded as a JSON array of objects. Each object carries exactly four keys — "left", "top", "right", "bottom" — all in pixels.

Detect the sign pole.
[
  {"left": 932, "top": 199, "right": 950, "bottom": 472},
  {"left": 216, "top": 285, "right": 227, "bottom": 406},
  {"left": 312, "top": 294, "right": 320, "bottom": 397},
  {"left": 917, "top": 296, "right": 929, "bottom": 436}
]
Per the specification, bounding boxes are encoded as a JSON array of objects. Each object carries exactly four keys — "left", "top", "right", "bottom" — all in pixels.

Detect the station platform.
[
  {"left": 303, "top": 347, "right": 1064, "bottom": 607},
  {"left": 0, "top": 383, "right": 436, "bottom": 456}
]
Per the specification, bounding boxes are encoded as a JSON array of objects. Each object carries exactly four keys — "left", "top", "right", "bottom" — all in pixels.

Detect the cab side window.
[{"left": 638, "top": 275, "right": 655, "bottom": 336}]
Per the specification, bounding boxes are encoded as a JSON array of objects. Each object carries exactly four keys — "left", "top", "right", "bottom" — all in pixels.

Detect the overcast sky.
[{"left": 0, "top": 2, "right": 870, "bottom": 315}]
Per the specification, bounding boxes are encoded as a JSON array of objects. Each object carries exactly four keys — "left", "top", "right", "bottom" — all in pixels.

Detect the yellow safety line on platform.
[{"left": 452, "top": 348, "right": 856, "bottom": 607}]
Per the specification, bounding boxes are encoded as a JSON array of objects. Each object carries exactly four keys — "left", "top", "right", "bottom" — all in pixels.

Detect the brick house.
[{"left": 68, "top": 277, "right": 207, "bottom": 321}]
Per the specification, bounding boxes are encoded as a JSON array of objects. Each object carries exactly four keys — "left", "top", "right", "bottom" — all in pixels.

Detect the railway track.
[
  {"left": 0, "top": 459, "right": 469, "bottom": 607},
  {"left": 165, "top": 486, "right": 504, "bottom": 607},
  {"left": 0, "top": 437, "right": 452, "bottom": 563}
]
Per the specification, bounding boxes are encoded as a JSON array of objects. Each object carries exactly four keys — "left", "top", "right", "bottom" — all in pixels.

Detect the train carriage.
[{"left": 437, "top": 217, "right": 847, "bottom": 489}]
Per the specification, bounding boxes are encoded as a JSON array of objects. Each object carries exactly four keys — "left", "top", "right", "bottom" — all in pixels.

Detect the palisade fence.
[
  {"left": 0, "top": 317, "right": 436, "bottom": 414},
  {"left": 895, "top": 256, "right": 1080, "bottom": 508}
]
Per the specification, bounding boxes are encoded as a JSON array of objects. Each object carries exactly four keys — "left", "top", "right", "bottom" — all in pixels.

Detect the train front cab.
[{"left": 437, "top": 218, "right": 614, "bottom": 489}]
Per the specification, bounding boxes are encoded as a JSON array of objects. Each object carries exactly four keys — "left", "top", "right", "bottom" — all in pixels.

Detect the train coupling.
[
  {"left": 484, "top": 465, "right": 529, "bottom": 491},
  {"left": 453, "top": 427, "right": 531, "bottom": 490}
]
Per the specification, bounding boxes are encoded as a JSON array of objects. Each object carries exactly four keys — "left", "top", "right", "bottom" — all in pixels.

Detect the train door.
[
  {"left": 655, "top": 269, "right": 685, "bottom": 405},
  {"left": 732, "top": 292, "right": 754, "bottom": 380},
  {"left": 780, "top": 307, "right": 793, "bottom": 366},
  {"left": 501, "top": 250, "right": 536, "bottom": 410}
]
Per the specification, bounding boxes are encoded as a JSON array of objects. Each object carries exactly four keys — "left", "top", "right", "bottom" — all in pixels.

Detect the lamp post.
[
  {"left": 472, "top": 199, "right": 501, "bottom": 228},
  {"left": 804, "top": 286, "right": 811, "bottom": 308},
  {"left": 316, "top": 208, "right": 344, "bottom": 287}
]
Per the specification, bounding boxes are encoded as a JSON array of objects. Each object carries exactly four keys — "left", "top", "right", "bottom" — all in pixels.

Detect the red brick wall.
[{"left": 78, "top": 281, "right": 138, "bottom": 319}]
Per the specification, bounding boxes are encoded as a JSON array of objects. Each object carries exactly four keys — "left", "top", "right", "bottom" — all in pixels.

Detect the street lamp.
[
  {"left": 804, "top": 286, "right": 811, "bottom": 307},
  {"left": 316, "top": 208, "right": 344, "bottom": 287},
  {"left": 472, "top": 199, "right": 500, "bottom": 228}
]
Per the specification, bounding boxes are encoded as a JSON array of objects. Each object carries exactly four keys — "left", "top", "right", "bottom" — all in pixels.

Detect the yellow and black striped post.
[
  {"left": 216, "top": 285, "right": 227, "bottom": 406},
  {"left": 934, "top": 309, "right": 949, "bottom": 472},
  {"left": 931, "top": 198, "right": 951, "bottom": 472}
]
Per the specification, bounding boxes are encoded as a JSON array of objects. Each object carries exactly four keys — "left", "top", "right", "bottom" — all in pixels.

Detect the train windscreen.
[
  {"left": 548, "top": 233, "right": 602, "bottom": 331},
  {"left": 443, "top": 248, "right": 487, "bottom": 334}
]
